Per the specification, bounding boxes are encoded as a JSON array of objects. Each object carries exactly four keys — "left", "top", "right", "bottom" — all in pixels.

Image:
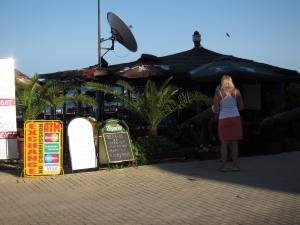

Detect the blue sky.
[{"left": 0, "top": 0, "right": 299, "bottom": 76}]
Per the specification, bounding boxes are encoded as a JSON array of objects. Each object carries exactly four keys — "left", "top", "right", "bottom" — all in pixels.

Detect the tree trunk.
[{"left": 149, "top": 127, "right": 158, "bottom": 136}]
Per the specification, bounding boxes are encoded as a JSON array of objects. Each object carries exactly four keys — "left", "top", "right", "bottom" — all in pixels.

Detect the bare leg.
[
  {"left": 219, "top": 140, "right": 229, "bottom": 171},
  {"left": 231, "top": 141, "right": 240, "bottom": 171},
  {"left": 221, "top": 140, "right": 228, "bottom": 164}
]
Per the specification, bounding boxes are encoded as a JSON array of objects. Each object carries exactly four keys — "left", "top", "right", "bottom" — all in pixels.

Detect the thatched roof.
[
  {"left": 15, "top": 69, "right": 31, "bottom": 85},
  {"left": 39, "top": 43, "right": 300, "bottom": 83},
  {"left": 161, "top": 47, "right": 299, "bottom": 81},
  {"left": 104, "top": 47, "right": 300, "bottom": 81}
]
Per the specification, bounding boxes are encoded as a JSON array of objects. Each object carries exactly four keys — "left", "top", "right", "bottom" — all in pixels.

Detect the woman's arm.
[
  {"left": 236, "top": 89, "right": 244, "bottom": 111},
  {"left": 212, "top": 93, "right": 220, "bottom": 113}
]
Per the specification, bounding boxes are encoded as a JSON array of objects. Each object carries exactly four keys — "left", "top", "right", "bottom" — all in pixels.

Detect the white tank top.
[{"left": 219, "top": 91, "right": 240, "bottom": 119}]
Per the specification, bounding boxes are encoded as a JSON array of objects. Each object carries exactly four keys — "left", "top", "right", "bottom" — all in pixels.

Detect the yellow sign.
[{"left": 24, "top": 120, "right": 63, "bottom": 176}]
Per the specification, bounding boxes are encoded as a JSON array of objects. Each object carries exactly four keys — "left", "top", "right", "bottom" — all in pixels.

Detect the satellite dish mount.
[{"left": 98, "top": 12, "right": 138, "bottom": 68}]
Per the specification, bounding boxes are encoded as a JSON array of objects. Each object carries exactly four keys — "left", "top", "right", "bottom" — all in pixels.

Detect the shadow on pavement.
[
  {"left": 1, "top": 152, "right": 299, "bottom": 195},
  {"left": 0, "top": 161, "right": 23, "bottom": 177},
  {"left": 152, "top": 151, "right": 300, "bottom": 194}
]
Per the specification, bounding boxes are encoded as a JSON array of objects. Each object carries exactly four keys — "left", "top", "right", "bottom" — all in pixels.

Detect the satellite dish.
[{"left": 107, "top": 12, "right": 138, "bottom": 52}]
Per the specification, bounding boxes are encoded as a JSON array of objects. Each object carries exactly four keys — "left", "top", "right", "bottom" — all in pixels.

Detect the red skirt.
[{"left": 218, "top": 116, "right": 243, "bottom": 141}]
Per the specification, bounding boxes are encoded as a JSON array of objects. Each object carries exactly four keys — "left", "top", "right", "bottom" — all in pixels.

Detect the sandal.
[
  {"left": 218, "top": 165, "right": 228, "bottom": 172},
  {"left": 218, "top": 168, "right": 227, "bottom": 172},
  {"left": 231, "top": 166, "right": 240, "bottom": 172}
]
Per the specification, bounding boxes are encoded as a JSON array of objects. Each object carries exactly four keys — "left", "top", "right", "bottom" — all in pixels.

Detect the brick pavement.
[{"left": 0, "top": 152, "right": 299, "bottom": 225}]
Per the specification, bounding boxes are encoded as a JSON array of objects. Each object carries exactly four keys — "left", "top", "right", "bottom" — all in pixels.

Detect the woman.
[{"left": 212, "top": 75, "right": 244, "bottom": 172}]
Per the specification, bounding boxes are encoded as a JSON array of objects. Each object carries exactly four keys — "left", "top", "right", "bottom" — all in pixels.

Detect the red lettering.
[
  {"left": 28, "top": 130, "right": 37, "bottom": 136},
  {"left": 25, "top": 122, "right": 39, "bottom": 175},
  {"left": 28, "top": 123, "right": 36, "bottom": 129},
  {"left": 27, "top": 155, "right": 37, "bottom": 161},
  {"left": 27, "top": 136, "right": 37, "bottom": 142},
  {"left": 27, "top": 149, "right": 37, "bottom": 155},
  {"left": 27, "top": 162, "right": 37, "bottom": 167},
  {"left": 53, "top": 123, "right": 61, "bottom": 132},
  {"left": 28, "top": 168, "right": 36, "bottom": 174},
  {"left": 0, "top": 99, "right": 16, "bottom": 106},
  {"left": 44, "top": 123, "right": 50, "bottom": 132},
  {"left": 27, "top": 143, "right": 37, "bottom": 148},
  {"left": 45, "top": 122, "right": 61, "bottom": 132}
]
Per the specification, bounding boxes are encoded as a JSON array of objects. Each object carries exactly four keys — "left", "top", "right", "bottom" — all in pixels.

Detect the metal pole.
[
  {"left": 96, "top": 0, "right": 103, "bottom": 121},
  {"left": 98, "top": 0, "right": 101, "bottom": 68}
]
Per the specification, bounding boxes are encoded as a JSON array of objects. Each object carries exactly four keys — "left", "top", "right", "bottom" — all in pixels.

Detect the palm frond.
[
  {"left": 68, "top": 94, "right": 98, "bottom": 107},
  {"left": 116, "top": 80, "right": 134, "bottom": 92},
  {"left": 85, "top": 82, "right": 121, "bottom": 96},
  {"left": 16, "top": 74, "right": 98, "bottom": 120},
  {"left": 178, "top": 91, "right": 211, "bottom": 110}
]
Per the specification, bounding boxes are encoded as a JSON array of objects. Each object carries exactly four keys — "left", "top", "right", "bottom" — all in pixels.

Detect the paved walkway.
[{"left": 0, "top": 152, "right": 299, "bottom": 225}]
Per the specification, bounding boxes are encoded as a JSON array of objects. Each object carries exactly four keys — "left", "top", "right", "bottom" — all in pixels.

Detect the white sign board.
[
  {"left": 67, "top": 118, "right": 97, "bottom": 170},
  {"left": 0, "top": 58, "right": 18, "bottom": 159}
]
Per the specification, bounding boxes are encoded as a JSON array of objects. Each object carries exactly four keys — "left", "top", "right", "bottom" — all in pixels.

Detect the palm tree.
[
  {"left": 86, "top": 77, "right": 210, "bottom": 136},
  {"left": 16, "top": 73, "right": 97, "bottom": 120}
]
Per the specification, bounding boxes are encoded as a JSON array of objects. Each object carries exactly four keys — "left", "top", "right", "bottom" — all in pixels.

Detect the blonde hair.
[{"left": 221, "top": 74, "right": 235, "bottom": 91}]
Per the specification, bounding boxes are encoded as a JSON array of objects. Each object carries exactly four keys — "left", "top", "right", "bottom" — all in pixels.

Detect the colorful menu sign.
[{"left": 24, "top": 120, "right": 63, "bottom": 176}]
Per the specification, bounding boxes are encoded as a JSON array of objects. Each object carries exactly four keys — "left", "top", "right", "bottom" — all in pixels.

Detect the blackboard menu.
[{"left": 103, "top": 132, "right": 134, "bottom": 163}]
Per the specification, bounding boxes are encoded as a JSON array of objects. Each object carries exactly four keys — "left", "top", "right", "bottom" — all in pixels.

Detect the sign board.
[
  {"left": 68, "top": 118, "right": 97, "bottom": 171},
  {"left": 103, "top": 132, "right": 134, "bottom": 163},
  {"left": 24, "top": 120, "right": 63, "bottom": 176},
  {"left": 99, "top": 119, "right": 134, "bottom": 165},
  {"left": 103, "top": 123, "right": 125, "bottom": 133},
  {"left": 0, "top": 58, "right": 18, "bottom": 159}
]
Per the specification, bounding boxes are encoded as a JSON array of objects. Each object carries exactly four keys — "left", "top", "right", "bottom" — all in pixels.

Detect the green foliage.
[
  {"left": 15, "top": 73, "right": 97, "bottom": 120},
  {"left": 131, "top": 141, "right": 148, "bottom": 165},
  {"left": 128, "top": 77, "right": 179, "bottom": 133},
  {"left": 16, "top": 74, "right": 45, "bottom": 120},
  {"left": 86, "top": 77, "right": 210, "bottom": 135},
  {"left": 285, "top": 81, "right": 300, "bottom": 110},
  {"left": 132, "top": 136, "right": 180, "bottom": 164},
  {"left": 178, "top": 90, "right": 212, "bottom": 107}
]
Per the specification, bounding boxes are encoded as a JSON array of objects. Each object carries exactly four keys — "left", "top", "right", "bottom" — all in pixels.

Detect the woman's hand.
[{"left": 212, "top": 94, "right": 220, "bottom": 113}]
